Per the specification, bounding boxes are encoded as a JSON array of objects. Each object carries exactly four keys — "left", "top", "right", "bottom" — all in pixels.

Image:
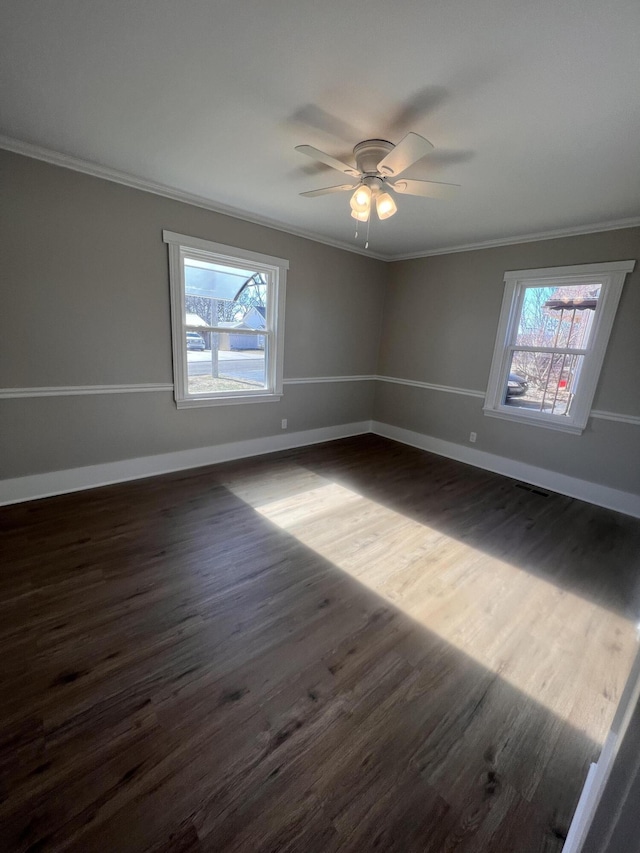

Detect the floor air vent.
[{"left": 515, "top": 483, "right": 550, "bottom": 497}]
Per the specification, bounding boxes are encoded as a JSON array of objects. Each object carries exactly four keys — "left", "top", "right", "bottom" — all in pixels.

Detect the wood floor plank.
[{"left": 1, "top": 434, "right": 639, "bottom": 851}]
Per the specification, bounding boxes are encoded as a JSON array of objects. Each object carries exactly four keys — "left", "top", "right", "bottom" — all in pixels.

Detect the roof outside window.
[{"left": 185, "top": 259, "right": 258, "bottom": 301}]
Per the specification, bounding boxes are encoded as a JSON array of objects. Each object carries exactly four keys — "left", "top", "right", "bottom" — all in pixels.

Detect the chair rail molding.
[
  {"left": 0, "top": 384, "right": 174, "bottom": 398},
  {"left": 1, "top": 377, "right": 638, "bottom": 426}
]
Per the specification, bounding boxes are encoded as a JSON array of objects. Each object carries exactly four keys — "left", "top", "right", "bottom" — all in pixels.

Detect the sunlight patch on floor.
[{"left": 224, "top": 467, "right": 636, "bottom": 745}]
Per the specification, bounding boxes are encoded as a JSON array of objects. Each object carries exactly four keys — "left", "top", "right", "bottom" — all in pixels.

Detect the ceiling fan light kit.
[
  {"left": 296, "top": 132, "right": 460, "bottom": 246},
  {"left": 376, "top": 192, "right": 397, "bottom": 220},
  {"left": 350, "top": 183, "right": 372, "bottom": 214}
]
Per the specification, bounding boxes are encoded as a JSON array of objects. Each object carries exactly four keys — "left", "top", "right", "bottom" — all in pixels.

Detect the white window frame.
[
  {"left": 163, "top": 231, "right": 288, "bottom": 409},
  {"left": 484, "top": 260, "right": 635, "bottom": 434}
]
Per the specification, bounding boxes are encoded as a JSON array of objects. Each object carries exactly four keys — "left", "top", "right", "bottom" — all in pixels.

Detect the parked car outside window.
[
  {"left": 186, "top": 331, "right": 206, "bottom": 351},
  {"left": 506, "top": 372, "right": 528, "bottom": 397}
]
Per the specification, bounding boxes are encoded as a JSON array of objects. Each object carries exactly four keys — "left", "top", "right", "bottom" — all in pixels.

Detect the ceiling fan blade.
[
  {"left": 295, "top": 145, "right": 360, "bottom": 177},
  {"left": 389, "top": 178, "right": 459, "bottom": 200},
  {"left": 377, "top": 132, "right": 434, "bottom": 177},
  {"left": 299, "top": 183, "right": 356, "bottom": 198}
]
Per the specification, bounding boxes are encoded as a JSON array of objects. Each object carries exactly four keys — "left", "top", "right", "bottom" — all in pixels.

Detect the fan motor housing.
[{"left": 353, "top": 139, "right": 394, "bottom": 175}]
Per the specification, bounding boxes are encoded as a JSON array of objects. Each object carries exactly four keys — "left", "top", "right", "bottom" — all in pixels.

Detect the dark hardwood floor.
[{"left": 1, "top": 435, "right": 639, "bottom": 852}]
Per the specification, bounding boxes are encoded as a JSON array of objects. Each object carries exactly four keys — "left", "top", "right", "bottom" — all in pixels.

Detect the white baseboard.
[
  {"left": 371, "top": 421, "right": 640, "bottom": 519},
  {"left": 562, "top": 762, "right": 598, "bottom": 853},
  {"left": 2, "top": 419, "right": 638, "bottom": 518},
  {"left": 0, "top": 421, "right": 371, "bottom": 506}
]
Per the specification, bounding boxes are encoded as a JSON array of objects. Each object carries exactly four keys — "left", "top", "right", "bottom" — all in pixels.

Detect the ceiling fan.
[{"left": 296, "top": 132, "right": 459, "bottom": 234}]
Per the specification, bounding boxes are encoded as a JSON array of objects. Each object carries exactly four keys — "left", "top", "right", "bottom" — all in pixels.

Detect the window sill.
[
  {"left": 176, "top": 393, "right": 282, "bottom": 409},
  {"left": 483, "top": 405, "right": 585, "bottom": 434}
]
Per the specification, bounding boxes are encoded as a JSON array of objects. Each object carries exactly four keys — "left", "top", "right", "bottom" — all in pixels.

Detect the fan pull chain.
[{"left": 365, "top": 213, "right": 371, "bottom": 249}]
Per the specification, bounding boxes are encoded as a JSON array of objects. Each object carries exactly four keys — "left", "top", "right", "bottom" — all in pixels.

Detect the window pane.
[
  {"left": 504, "top": 350, "right": 585, "bottom": 416},
  {"left": 187, "top": 333, "right": 267, "bottom": 395},
  {"left": 515, "top": 284, "right": 601, "bottom": 349},
  {"left": 184, "top": 257, "right": 267, "bottom": 332}
]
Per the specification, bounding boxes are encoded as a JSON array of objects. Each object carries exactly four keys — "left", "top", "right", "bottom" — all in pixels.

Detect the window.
[
  {"left": 484, "top": 260, "right": 635, "bottom": 433},
  {"left": 163, "top": 231, "right": 288, "bottom": 408}
]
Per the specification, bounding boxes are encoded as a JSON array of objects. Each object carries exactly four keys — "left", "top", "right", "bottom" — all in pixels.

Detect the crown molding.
[
  {"left": 0, "top": 135, "right": 387, "bottom": 262},
  {"left": 387, "top": 217, "right": 640, "bottom": 261},
  {"left": 2, "top": 134, "right": 639, "bottom": 263}
]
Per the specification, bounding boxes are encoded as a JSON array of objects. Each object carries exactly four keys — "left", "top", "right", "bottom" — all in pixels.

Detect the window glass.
[
  {"left": 515, "top": 284, "right": 601, "bottom": 349},
  {"left": 186, "top": 334, "right": 266, "bottom": 396},
  {"left": 506, "top": 283, "right": 600, "bottom": 415},
  {"left": 505, "top": 350, "right": 585, "bottom": 416},
  {"left": 183, "top": 257, "right": 269, "bottom": 395}
]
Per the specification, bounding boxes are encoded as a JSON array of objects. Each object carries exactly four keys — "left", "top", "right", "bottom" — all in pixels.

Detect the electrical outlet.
[
  {"left": 469, "top": 431, "right": 477, "bottom": 443},
  {"left": 281, "top": 419, "right": 288, "bottom": 429}
]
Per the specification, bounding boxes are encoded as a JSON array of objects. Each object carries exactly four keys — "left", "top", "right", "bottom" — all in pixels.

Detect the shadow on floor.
[{"left": 0, "top": 459, "right": 618, "bottom": 852}]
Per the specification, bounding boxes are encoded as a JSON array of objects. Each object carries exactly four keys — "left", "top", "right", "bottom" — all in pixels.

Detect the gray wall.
[
  {"left": 0, "top": 150, "right": 384, "bottom": 479},
  {"left": 376, "top": 229, "right": 640, "bottom": 495},
  {"left": 1, "top": 148, "right": 638, "bottom": 498}
]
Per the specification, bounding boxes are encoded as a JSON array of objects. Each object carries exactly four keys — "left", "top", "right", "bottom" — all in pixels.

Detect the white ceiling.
[{"left": 2, "top": 0, "right": 640, "bottom": 259}]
